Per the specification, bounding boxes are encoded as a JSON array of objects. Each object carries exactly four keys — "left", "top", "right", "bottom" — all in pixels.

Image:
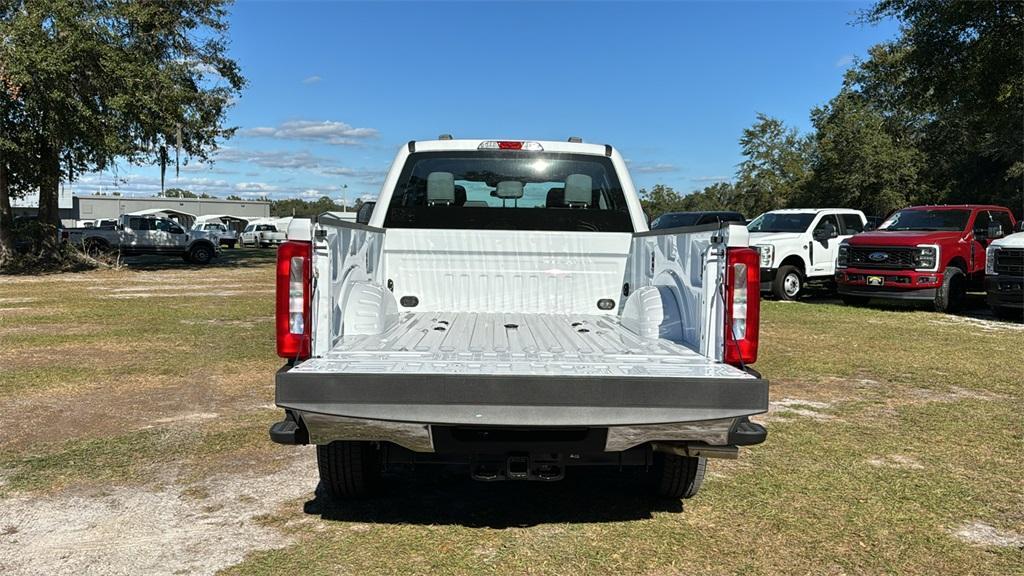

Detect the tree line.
[{"left": 641, "top": 1, "right": 1023, "bottom": 221}]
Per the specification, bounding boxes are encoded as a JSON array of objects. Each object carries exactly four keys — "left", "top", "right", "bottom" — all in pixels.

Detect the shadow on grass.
[
  {"left": 119, "top": 247, "right": 278, "bottom": 272},
  {"left": 303, "top": 465, "right": 683, "bottom": 528},
  {"left": 793, "top": 289, "right": 1017, "bottom": 322}
]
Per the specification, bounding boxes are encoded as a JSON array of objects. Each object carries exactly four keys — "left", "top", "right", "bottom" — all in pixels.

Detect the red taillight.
[
  {"left": 497, "top": 141, "right": 523, "bottom": 150},
  {"left": 724, "top": 247, "right": 760, "bottom": 367},
  {"left": 276, "top": 240, "right": 312, "bottom": 359}
]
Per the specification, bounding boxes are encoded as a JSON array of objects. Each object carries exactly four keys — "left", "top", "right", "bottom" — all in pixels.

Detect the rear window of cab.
[{"left": 384, "top": 151, "right": 633, "bottom": 232}]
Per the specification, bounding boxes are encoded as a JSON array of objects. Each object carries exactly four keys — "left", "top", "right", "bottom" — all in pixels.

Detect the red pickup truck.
[{"left": 836, "top": 205, "right": 1017, "bottom": 312}]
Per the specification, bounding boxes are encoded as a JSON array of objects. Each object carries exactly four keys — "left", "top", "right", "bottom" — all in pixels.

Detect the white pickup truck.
[
  {"left": 269, "top": 138, "right": 768, "bottom": 501},
  {"left": 748, "top": 208, "right": 867, "bottom": 300},
  {"left": 62, "top": 214, "right": 221, "bottom": 264},
  {"left": 240, "top": 221, "right": 287, "bottom": 248}
]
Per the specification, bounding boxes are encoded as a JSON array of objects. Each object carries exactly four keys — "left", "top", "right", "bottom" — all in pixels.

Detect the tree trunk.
[
  {"left": 35, "top": 141, "right": 62, "bottom": 260},
  {"left": 0, "top": 150, "right": 15, "bottom": 270}
]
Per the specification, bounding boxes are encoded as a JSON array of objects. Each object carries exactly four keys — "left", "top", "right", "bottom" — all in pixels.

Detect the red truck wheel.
[{"left": 934, "top": 266, "right": 965, "bottom": 313}]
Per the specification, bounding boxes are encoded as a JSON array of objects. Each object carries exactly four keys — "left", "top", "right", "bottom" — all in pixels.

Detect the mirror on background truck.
[
  {"left": 987, "top": 222, "right": 1005, "bottom": 240},
  {"left": 356, "top": 201, "right": 375, "bottom": 225}
]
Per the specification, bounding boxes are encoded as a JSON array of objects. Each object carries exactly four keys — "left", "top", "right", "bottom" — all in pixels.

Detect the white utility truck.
[
  {"left": 269, "top": 138, "right": 768, "bottom": 501},
  {"left": 748, "top": 208, "right": 867, "bottom": 300}
]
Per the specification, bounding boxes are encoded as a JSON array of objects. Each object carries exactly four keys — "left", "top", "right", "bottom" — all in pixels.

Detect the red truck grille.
[
  {"left": 994, "top": 248, "right": 1024, "bottom": 275},
  {"left": 848, "top": 246, "right": 916, "bottom": 269}
]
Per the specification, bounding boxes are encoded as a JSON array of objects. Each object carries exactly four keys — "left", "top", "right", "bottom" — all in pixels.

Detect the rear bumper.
[
  {"left": 274, "top": 366, "right": 769, "bottom": 452},
  {"left": 986, "top": 276, "right": 1024, "bottom": 309}
]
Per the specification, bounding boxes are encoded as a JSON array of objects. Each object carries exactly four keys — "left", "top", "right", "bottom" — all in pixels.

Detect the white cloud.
[
  {"left": 835, "top": 54, "right": 855, "bottom": 68},
  {"left": 214, "top": 148, "right": 323, "bottom": 170},
  {"left": 630, "top": 162, "right": 679, "bottom": 174},
  {"left": 240, "top": 120, "right": 378, "bottom": 145},
  {"left": 234, "top": 181, "right": 279, "bottom": 193},
  {"left": 691, "top": 175, "right": 731, "bottom": 183},
  {"left": 301, "top": 75, "right": 322, "bottom": 85}
]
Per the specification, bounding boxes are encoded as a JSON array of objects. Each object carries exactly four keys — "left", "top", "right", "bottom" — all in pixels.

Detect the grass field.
[{"left": 1, "top": 249, "right": 1022, "bottom": 575}]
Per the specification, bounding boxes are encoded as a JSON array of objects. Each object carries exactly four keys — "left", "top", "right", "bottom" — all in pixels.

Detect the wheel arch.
[
  {"left": 946, "top": 255, "right": 968, "bottom": 273},
  {"left": 778, "top": 254, "right": 806, "bottom": 272}
]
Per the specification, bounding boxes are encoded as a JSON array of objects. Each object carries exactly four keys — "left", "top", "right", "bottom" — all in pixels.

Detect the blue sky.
[{"left": 67, "top": 0, "right": 900, "bottom": 204}]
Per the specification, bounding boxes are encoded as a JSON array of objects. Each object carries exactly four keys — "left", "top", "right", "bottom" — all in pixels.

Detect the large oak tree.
[{"left": 0, "top": 0, "right": 244, "bottom": 268}]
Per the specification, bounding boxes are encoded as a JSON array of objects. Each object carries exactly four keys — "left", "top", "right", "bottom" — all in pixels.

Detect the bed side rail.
[
  {"left": 311, "top": 212, "right": 389, "bottom": 355},
  {"left": 624, "top": 223, "right": 750, "bottom": 358}
]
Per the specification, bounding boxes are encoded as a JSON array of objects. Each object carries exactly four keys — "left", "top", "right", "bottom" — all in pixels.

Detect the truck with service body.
[
  {"left": 63, "top": 214, "right": 221, "bottom": 264},
  {"left": 836, "top": 205, "right": 1017, "bottom": 312},
  {"left": 985, "top": 222, "right": 1024, "bottom": 319},
  {"left": 748, "top": 208, "right": 867, "bottom": 300},
  {"left": 269, "top": 138, "right": 768, "bottom": 501}
]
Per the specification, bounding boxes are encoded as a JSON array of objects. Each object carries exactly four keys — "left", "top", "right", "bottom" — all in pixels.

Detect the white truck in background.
[
  {"left": 62, "top": 214, "right": 221, "bottom": 264},
  {"left": 985, "top": 224, "right": 1024, "bottom": 319},
  {"left": 269, "top": 138, "right": 768, "bottom": 501},
  {"left": 748, "top": 208, "right": 867, "bottom": 300},
  {"left": 240, "top": 219, "right": 288, "bottom": 248}
]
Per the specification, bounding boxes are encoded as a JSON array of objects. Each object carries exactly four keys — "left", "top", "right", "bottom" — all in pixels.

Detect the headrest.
[
  {"left": 546, "top": 187, "right": 565, "bottom": 208},
  {"left": 496, "top": 180, "right": 524, "bottom": 199},
  {"left": 454, "top": 185, "right": 466, "bottom": 206},
  {"left": 564, "top": 174, "right": 592, "bottom": 206},
  {"left": 427, "top": 172, "right": 455, "bottom": 205}
]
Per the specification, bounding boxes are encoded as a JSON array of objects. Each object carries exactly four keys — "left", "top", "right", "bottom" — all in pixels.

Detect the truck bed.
[
  {"left": 298, "top": 312, "right": 747, "bottom": 378},
  {"left": 278, "top": 312, "right": 767, "bottom": 428}
]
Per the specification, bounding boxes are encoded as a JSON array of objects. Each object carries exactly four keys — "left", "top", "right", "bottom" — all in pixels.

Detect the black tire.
[
  {"left": 841, "top": 294, "right": 870, "bottom": 306},
  {"left": 934, "top": 266, "right": 965, "bottom": 312},
  {"left": 772, "top": 264, "right": 804, "bottom": 301},
  {"left": 317, "top": 441, "right": 381, "bottom": 500},
  {"left": 188, "top": 244, "right": 214, "bottom": 265},
  {"left": 650, "top": 452, "right": 706, "bottom": 499}
]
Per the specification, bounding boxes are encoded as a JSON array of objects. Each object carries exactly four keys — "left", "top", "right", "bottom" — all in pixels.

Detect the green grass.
[
  {"left": 1, "top": 257, "right": 1022, "bottom": 575},
  {"left": 223, "top": 300, "right": 1024, "bottom": 576}
]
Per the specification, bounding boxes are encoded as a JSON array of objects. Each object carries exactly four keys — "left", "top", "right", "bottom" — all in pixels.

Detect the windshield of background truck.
[
  {"left": 879, "top": 209, "right": 970, "bottom": 232},
  {"left": 747, "top": 212, "right": 815, "bottom": 233},
  {"left": 384, "top": 151, "right": 633, "bottom": 232}
]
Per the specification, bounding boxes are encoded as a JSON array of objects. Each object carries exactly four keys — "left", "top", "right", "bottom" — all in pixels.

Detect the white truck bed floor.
[{"left": 294, "top": 312, "right": 751, "bottom": 380}]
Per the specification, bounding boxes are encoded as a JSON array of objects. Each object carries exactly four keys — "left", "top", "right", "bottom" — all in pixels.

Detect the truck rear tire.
[
  {"left": 772, "top": 265, "right": 803, "bottom": 300},
  {"left": 934, "top": 266, "right": 965, "bottom": 313},
  {"left": 650, "top": 452, "right": 706, "bottom": 499},
  {"left": 317, "top": 441, "right": 381, "bottom": 500},
  {"left": 188, "top": 244, "right": 214, "bottom": 265}
]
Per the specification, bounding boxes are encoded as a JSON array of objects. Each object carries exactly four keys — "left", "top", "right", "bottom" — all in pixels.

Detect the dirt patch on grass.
[
  {"left": 0, "top": 449, "right": 318, "bottom": 576},
  {"left": 951, "top": 521, "right": 1024, "bottom": 548},
  {"left": 929, "top": 316, "right": 1024, "bottom": 333},
  {"left": 906, "top": 386, "right": 1008, "bottom": 404},
  {"left": 103, "top": 290, "right": 272, "bottom": 299},
  {"left": 0, "top": 297, "right": 38, "bottom": 304},
  {"left": 867, "top": 454, "right": 925, "bottom": 470},
  {"left": 765, "top": 397, "right": 836, "bottom": 421},
  {"left": 0, "top": 371, "right": 274, "bottom": 453}
]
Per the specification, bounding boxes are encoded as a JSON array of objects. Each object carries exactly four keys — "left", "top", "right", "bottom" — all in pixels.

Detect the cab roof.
[{"left": 408, "top": 138, "right": 612, "bottom": 157}]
